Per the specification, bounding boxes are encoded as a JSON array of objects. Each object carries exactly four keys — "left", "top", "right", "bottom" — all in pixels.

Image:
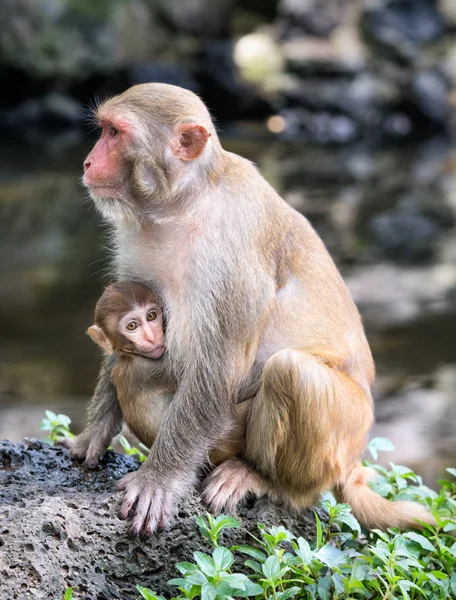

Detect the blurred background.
[{"left": 0, "top": 0, "right": 455, "bottom": 486}]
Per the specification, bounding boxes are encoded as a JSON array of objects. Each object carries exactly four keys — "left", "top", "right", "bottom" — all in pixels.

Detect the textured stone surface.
[{"left": 0, "top": 439, "right": 317, "bottom": 600}]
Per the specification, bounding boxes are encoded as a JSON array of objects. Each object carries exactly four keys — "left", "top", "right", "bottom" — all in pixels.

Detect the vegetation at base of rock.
[
  {"left": 135, "top": 465, "right": 456, "bottom": 600},
  {"left": 44, "top": 415, "right": 456, "bottom": 600}
]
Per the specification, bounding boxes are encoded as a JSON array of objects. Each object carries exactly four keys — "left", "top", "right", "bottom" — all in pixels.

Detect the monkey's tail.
[{"left": 334, "top": 464, "right": 436, "bottom": 531}]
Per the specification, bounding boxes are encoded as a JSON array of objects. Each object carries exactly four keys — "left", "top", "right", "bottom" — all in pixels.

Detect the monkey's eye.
[
  {"left": 126, "top": 321, "right": 139, "bottom": 331},
  {"left": 147, "top": 310, "right": 158, "bottom": 322},
  {"left": 108, "top": 124, "right": 119, "bottom": 137}
]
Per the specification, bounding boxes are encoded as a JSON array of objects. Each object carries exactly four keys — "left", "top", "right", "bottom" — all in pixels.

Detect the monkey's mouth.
[{"left": 142, "top": 345, "right": 165, "bottom": 360}]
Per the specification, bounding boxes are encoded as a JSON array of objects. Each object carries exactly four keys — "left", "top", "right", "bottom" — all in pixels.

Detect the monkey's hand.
[
  {"left": 117, "top": 468, "right": 189, "bottom": 536},
  {"left": 58, "top": 434, "right": 106, "bottom": 469}
]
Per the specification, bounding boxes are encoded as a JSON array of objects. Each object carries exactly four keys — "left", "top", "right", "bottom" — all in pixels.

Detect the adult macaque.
[
  {"left": 65, "top": 83, "right": 434, "bottom": 535},
  {"left": 86, "top": 281, "right": 245, "bottom": 462}
]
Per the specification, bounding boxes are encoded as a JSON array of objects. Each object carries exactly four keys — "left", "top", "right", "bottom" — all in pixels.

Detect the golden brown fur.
[{"left": 63, "top": 83, "right": 435, "bottom": 535}]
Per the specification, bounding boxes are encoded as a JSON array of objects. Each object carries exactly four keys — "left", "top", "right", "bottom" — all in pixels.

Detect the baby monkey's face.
[{"left": 119, "top": 303, "right": 165, "bottom": 359}]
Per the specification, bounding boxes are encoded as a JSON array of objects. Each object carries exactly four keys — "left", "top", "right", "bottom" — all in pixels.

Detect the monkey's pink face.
[
  {"left": 83, "top": 115, "right": 129, "bottom": 200},
  {"left": 119, "top": 304, "right": 165, "bottom": 359}
]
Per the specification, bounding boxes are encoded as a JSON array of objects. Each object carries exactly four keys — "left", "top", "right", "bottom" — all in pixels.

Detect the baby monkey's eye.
[
  {"left": 126, "top": 321, "right": 139, "bottom": 331},
  {"left": 147, "top": 310, "right": 158, "bottom": 322}
]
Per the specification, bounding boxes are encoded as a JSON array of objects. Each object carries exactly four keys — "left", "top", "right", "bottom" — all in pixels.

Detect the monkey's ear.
[
  {"left": 87, "top": 325, "right": 113, "bottom": 354},
  {"left": 171, "top": 124, "right": 211, "bottom": 161}
]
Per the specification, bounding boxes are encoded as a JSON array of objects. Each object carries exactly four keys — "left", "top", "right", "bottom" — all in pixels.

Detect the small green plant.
[
  {"left": 196, "top": 513, "right": 242, "bottom": 547},
  {"left": 62, "top": 588, "right": 73, "bottom": 600},
  {"left": 118, "top": 435, "right": 149, "bottom": 463},
  {"left": 40, "top": 410, "right": 74, "bottom": 444}
]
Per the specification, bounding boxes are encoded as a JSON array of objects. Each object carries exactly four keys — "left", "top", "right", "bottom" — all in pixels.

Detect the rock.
[
  {"left": 195, "top": 40, "right": 272, "bottom": 121},
  {"left": 439, "top": 0, "right": 456, "bottom": 27},
  {"left": 369, "top": 202, "right": 442, "bottom": 263},
  {"left": 155, "top": 0, "right": 235, "bottom": 36},
  {"left": 0, "top": 439, "right": 317, "bottom": 600},
  {"left": 412, "top": 68, "right": 451, "bottom": 121},
  {"left": 362, "top": 0, "right": 445, "bottom": 62},
  {"left": 346, "top": 262, "right": 456, "bottom": 328},
  {"left": 0, "top": 0, "right": 120, "bottom": 78},
  {"left": 279, "top": 107, "right": 359, "bottom": 143},
  {"left": 278, "top": 0, "right": 351, "bottom": 37}
]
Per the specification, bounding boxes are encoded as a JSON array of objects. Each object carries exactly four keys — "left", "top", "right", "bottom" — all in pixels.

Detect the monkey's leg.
[
  {"left": 203, "top": 349, "right": 373, "bottom": 512},
  {"left": 60, "top": 355, "right": 123, "bottom": 468},
  {"left": 209, "top": 400, "right": 250, "bottom": 466}
]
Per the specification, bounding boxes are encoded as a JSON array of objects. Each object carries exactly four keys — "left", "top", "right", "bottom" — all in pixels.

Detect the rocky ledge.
[{"left": 0, "top": 439, "right": 317, "bottom": 600}]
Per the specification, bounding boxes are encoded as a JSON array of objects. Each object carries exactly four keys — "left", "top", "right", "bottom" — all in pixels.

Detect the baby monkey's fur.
[{"left": 88, "top": 281, "right": 246, "bottom": 464}]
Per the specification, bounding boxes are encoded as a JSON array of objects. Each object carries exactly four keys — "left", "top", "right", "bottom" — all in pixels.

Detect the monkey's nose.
[{"left": 84, "top": 160, "right": 91, "bottom": 171}]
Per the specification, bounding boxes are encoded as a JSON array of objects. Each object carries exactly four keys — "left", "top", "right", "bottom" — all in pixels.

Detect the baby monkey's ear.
[{"left": 87, "top": 325, "right": 114, "bottom": 355}]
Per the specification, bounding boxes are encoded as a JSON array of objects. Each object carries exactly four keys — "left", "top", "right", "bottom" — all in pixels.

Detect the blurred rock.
[
  {"left": 0, "top": 0, "right": 120, "bottom": 78},
  {"left": 347, "top": 262, "right": 456, "bottom": 327},
  {"left": 361, "top": 0, "right": 444, "bottom": 62},
  {"left": 369, "top": 203, "right": 441, "bottom": 263},
  {"left": 278, "top": 0, "right": 351, "bottom": 37},
  {"left": 195, "top": 40, "right": 272, "bottom": 121},
  {"left": 156, "top": 0, "right": 235, "bottom": 36},
  {"left": 439, "top": 0, "right": 456, "bottom": 27},
  {"left": 279, "top": 107, "right": 359, "bottom": 143},
  {"left": 412, "top": 68, "right": 451, "bottom": 121}
]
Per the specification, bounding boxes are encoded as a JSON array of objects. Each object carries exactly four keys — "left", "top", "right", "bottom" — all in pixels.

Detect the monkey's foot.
[
  {"left": 117, "top": 469, "right": 183, "bottom": 536},
  {"left": 202, "top": 458, "right": 266, "bottom": 514}
]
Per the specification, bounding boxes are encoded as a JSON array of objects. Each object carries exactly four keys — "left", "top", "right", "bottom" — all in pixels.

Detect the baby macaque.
[{"left": 88, "top": 281, "right": 245, "bottom": 460}]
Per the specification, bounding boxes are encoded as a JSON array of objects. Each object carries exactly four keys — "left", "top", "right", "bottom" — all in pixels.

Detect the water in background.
[{"left": 0, "top": 134, "right": 455, "bottom": 486}]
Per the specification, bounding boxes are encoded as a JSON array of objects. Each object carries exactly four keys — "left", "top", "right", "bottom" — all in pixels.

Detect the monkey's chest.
[
  {"left": 115, "top": 227, "right": 193, "bottom": 293},
  {"left": 117, "top": 382, "right": 173, "bottom": 448}
]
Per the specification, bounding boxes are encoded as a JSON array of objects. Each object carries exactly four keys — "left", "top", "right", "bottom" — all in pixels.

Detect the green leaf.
[
  {"left": 350, "top": 559, "right": 369, "bottom": 583},
  {"left": 446, "top": 468, "right": 456, "bottom": 479},
  {"left": 368, "top": 437, "right": 394, "bottom": 461},
  {"left": 335, "top": 511, "right": 361, "bottom": 533},
  {"left": 214, "top": 515, "right": 241, "bottom": 532},
  {"left": 232, "top": 545, "right": 267, "bottom": 562},
  {"left": 63, "top": 589, "right": 73, "bottom": 600},
  {"left": 398, "top": 580, "right": 426, "bottom": 598},
  {"left": 194, "top": 552, "right": 218, "bottom": 577},
  {"left": 315, "top": 544, "right": 347, "bottom": 568},
  {"left": 213, "top": 547, "right": 234, "bottom": 571},
  {"left": 243, "top": 580, "right": 264, "bottom": 596},
  {"left": 404, "top": 532, "right": 435, "bottom": 552},
  {"left": 277, "top": 586, "right": 301, "bottom": 600},
  {"left": 314, "top": 512, "right": 323, "bottom": 548},
  {"left": 450, "top": 573, "right": 456, "bottom": 595},
  {"left": 293, "top": 537, "right": 313, "bottom": 566},
  {"left": 186, "top": 571, "right": 209, "bottom": 586},
  {"left": 317, "top": 576, "right": 332, "bottom": 600},
  {"left": 262, "top": 555, "right": 281, "bottom": 581},
  {"left": 136, "top": 586, "right": 165, "bottom": 600},
  {"left": 244, "top": 559, "right": 263, "bottom": 574},
  {"left": 201, "top": 582, "right": 217, "bottom": 600}
]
